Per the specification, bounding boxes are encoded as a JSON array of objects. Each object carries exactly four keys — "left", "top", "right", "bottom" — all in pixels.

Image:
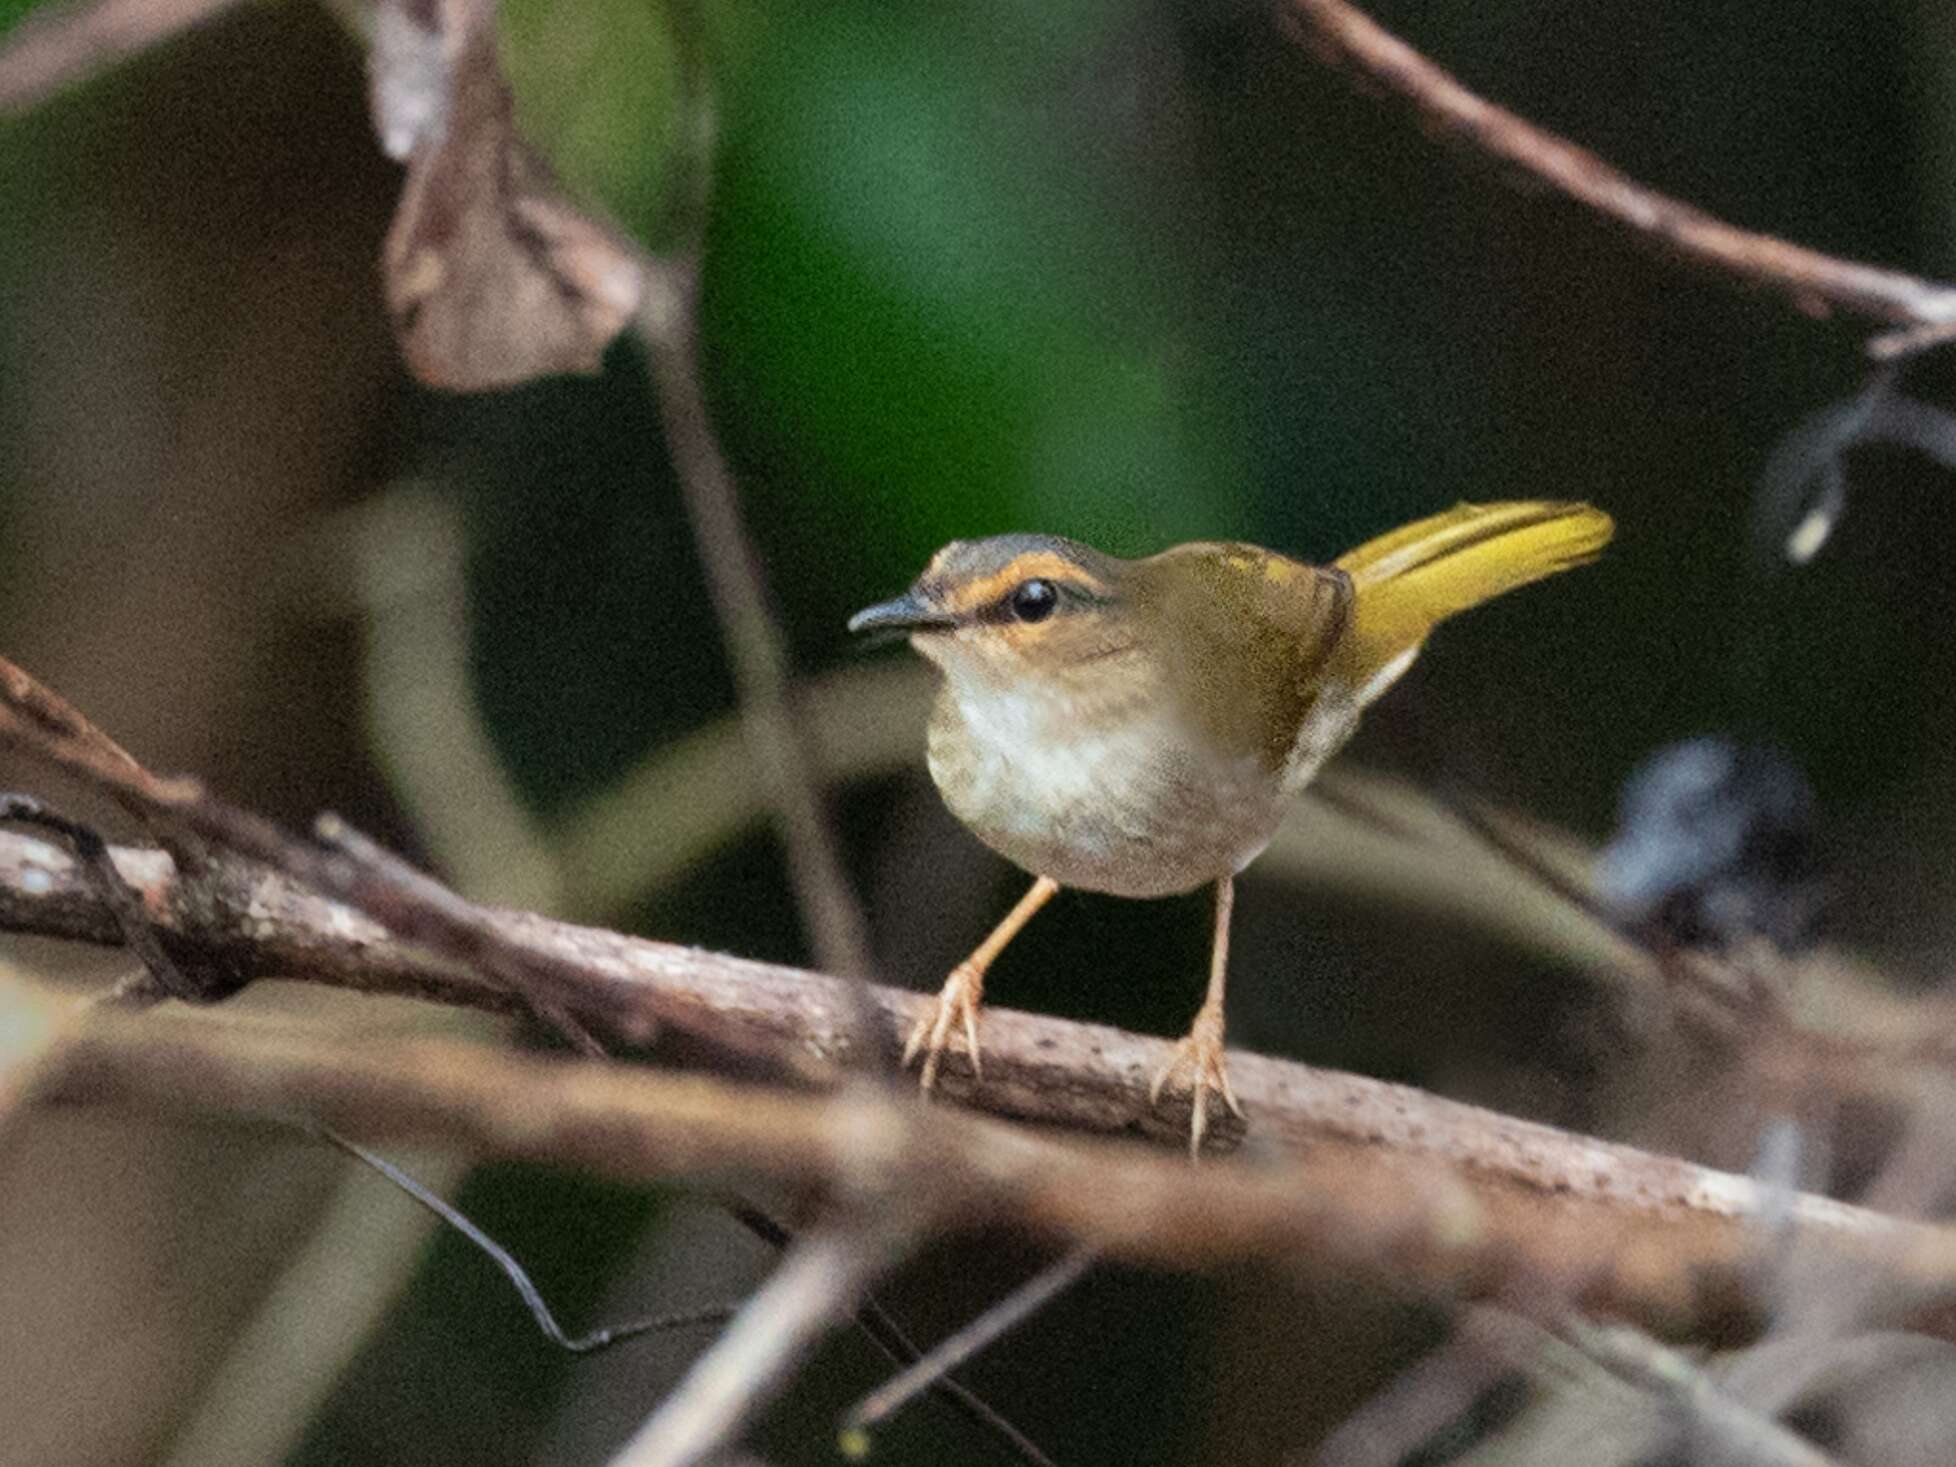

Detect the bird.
[{"left": 849, "top": 500, "right": 1614, "bottom": 1153}]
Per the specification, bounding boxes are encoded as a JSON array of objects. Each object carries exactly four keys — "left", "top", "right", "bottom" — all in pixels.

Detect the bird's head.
[{"left": 847, "top": 535, "right": 1140, "bottom": 696}]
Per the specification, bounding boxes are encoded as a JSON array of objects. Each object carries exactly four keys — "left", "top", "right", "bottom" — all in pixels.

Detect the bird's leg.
[
  {"left": 1150, "top": 875, "right": 1245, "bottom": 1157},
  {"left": 905, "top": 874, "right": 1060, "bottom": 1092}
]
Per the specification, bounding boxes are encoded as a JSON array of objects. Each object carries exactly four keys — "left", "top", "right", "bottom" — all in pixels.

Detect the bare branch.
[
  {"left": 2, "top": 655, "right": 1955, "bottom": 1335},
  {"left": 0, "top": 0, "right": 247, "bottom": 113},
  {"left": 841, "top": 1247, "right": 1095, "bottom": 1447},
  {"left": 35, "top": 1004, "right": 1956, "bottom": 1338},
  {"left": 1278, "top": 0, "right": 1956, "bottom": 345},
  {"left": 633, "top": 259, "right": 878, "bottom": 983},
  {"left": 0, "top": 815, "right": 1936, "bottom": 1257},
  {"left": 0, "top": 653, "right": 784, "bottom": 1066},
  {"left": 2, "top": 788, "right": 1954, "bottom": 1258}
]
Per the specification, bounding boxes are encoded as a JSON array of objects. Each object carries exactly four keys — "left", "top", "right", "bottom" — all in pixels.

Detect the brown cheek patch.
[{"left": 988, "top": 620, "right": 1048, "bottom": 654}]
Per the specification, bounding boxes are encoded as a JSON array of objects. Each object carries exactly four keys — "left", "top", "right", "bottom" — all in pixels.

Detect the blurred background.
[{"left": 3, "top": 0, "right": 1956, "bottom": 1462}]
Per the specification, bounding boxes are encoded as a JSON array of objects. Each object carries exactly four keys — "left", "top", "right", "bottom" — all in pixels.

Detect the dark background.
[{"left": 2, "top": 0, "right": 1954, "bottom": 1463}]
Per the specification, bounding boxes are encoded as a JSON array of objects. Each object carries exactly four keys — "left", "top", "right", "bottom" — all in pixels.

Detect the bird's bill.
[{"left": 846, "top": 591, "right": 957, "bottom": 635}]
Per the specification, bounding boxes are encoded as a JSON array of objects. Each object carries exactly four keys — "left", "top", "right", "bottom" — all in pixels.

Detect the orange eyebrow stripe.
[{"left": 955, "top": 554, "right": 1105, "bottom": 608}]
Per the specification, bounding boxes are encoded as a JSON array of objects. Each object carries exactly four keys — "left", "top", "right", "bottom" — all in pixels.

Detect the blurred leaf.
[{"left": 375, "top": 0, "right": 645, "bottom": 389}]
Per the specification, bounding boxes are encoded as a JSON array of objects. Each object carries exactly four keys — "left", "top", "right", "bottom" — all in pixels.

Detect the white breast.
[{"left": 927, "top": 675, "right": 1286, "bottom": 898}]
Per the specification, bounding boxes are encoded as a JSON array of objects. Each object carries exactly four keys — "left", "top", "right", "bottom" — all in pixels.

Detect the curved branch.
[{"left": 1279, "top": 0, "right": 1956, "bottom": 345}]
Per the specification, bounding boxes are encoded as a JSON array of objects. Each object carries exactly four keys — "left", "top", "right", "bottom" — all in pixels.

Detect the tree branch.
[
  {"left": 0, "top": 661, "right": 1950, "bottom": 1341},
  {"left": 7, "top": 811, "right": 1956, "bottom": 1336},
  {"left": 628, "top": 0, "right": 876, "bottom": 982},
  {"left": 0, "top": 0, "right": 247, "bottom": 113},
  {"left": 1278, "top": 0, "right": 1956, "bottom": 350},
  {"left": 35, "top": 1003, "right": 1956, "bottom": 1339},
  {"left": 634, "top": 257, "right": 877, "bottom": 981}
]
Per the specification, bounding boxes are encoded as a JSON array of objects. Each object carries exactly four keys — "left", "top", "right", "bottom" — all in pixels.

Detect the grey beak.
[{"left": 846, "top": 591, "right": 956, "bottom": 635}]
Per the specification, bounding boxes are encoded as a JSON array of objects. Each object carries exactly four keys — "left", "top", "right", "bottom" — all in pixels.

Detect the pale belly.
[{"left": 926, "top": 692, "right": 1291, "bottom": 899}]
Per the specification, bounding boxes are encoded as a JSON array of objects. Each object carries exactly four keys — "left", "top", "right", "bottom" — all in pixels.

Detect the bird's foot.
[
  {"left": 903, "top": 960, "right": 986, "bottom": 1093},
  {"left": 1149, "top": 1004, "right": 1243, "bottom": 1158}
]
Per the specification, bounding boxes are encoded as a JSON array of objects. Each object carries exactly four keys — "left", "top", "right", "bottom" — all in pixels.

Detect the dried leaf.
[{"left": 372, "top": 0, "right": 643, "bottom": 390}]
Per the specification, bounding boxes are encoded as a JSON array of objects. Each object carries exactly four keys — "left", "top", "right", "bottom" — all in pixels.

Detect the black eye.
[{"left": 1008, "top": 579, "right": 1058, "bottom": 623}]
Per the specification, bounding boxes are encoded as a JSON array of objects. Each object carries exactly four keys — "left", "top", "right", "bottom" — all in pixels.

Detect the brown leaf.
[{"left": 372, "top": 0, "right": 643, "bottom": 391}]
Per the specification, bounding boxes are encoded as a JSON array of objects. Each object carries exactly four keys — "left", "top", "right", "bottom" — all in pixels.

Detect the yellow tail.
[{"left": 1330, "top": 500, "right": 1613, "bottom": 700}]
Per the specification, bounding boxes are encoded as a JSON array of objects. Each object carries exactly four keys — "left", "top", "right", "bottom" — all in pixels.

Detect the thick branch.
[
  {"left": 37, "top": 1005, "right": 1956, "bottom": 1338},
  {"left": 1280, "top": 0, "right": 1956, "bottom": 345},
  {"left": 4, "top": 826, "right": 1948, "bottom": 1333}
]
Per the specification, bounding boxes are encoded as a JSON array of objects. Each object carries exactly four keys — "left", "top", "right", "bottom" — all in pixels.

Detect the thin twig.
[
  {"left": 1430, "top": 782, "right": 1630, "bottom": 944},
  {"left": 629, "top": 0, "right": 877, "bottom": 987},
  {"left": 607, "top": 1211, "right": 917, "bottom": 1467},
  {"left": 723, "top": 1203, "right": 1058, "bottom": 1467},
  {"left": 632, "top": 270, "right": 878, "bottom": 989},
  {"left": 312, "top": 814, "right": 605, "bottom": 1059},
  {"left": 1278, "top": 0, "right": 1956, "bottom": 347},
  {"left": 321, "top": 1128, "right": 734, "bottom": 1353},
  {"left": 841, "top": 1246, "right": 1095, "bottom": 1446}
]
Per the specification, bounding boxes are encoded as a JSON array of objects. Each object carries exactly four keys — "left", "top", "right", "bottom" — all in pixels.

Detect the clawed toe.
[
  {"left": 1149, "top": 1013, "right": 1243, "bottom": 1157},
  {"left": 904, "top": 962, "right": 985, "bottom": 1092}
]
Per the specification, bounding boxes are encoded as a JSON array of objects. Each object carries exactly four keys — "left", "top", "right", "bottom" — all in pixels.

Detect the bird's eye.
[{"left": 1008, "top": 579, "right": 1058, "bottom": 623}]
